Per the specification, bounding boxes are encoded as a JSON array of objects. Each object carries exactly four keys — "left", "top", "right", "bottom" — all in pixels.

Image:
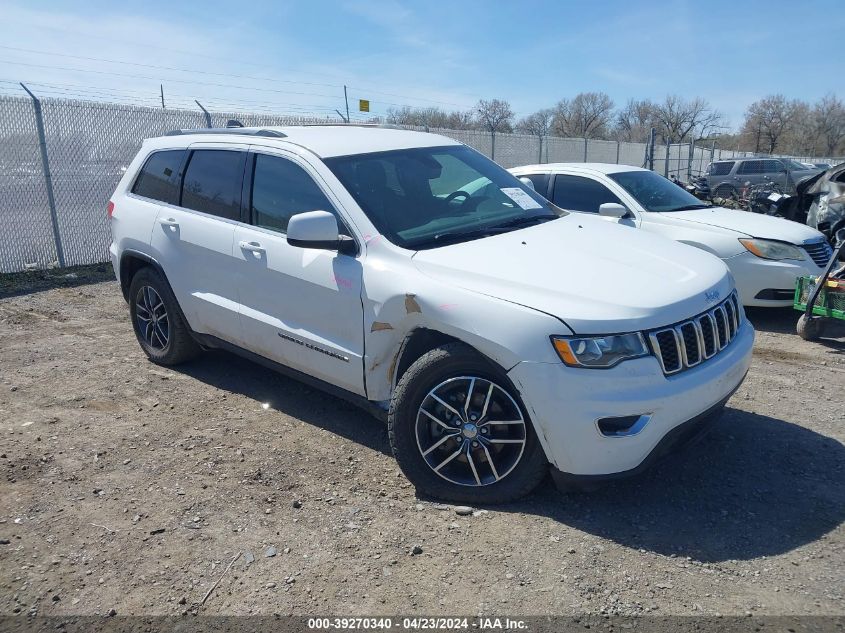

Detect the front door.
[
  {"left": 233, "top": 149, "right": 365, "bottom": 396},
  {"left": 550, "top": 173, "right": 638, "bottom": 227}
]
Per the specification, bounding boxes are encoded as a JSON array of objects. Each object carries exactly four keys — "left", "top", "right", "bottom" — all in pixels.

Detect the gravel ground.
[{"left": 0, "top": 270, "right": 843, "bottom": 617}]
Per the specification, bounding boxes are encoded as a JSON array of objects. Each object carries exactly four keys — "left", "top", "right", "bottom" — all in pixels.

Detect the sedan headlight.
[
  {"left": 551, "top": 333, "right": 648, "bottom": 368},
  {"left": 739, "top": 238, "right": 804, "bottom": 261}
]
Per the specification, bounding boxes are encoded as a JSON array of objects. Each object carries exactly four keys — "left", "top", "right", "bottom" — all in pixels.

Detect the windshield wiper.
[
  {"left": 407, "top": 215, "right": 557, "bottom": 249},
  {"left": 408, "top": 227, "right": 509, "bottom": 249},
  {"left": 664, "top": 204, "right": 711, "bottom": 211},
  {"left": 490, "top": 214, "right": 557, "bottom": 229}
]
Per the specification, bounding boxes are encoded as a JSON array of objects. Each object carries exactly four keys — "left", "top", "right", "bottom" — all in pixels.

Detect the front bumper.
[
  {"left": 508, "top": 320, "right": 754, "bottom": 477},
  {"left": 727, "top": 251, "right": 822, "bottom": 307}
]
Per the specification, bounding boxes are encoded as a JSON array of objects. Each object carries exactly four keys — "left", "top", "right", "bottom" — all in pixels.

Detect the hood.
[
  {"left": 412, "top": 214, "right": 733, "bottom": 334},
  {"left": 664, "top": 207, "right": 824, "bottom": 243}
]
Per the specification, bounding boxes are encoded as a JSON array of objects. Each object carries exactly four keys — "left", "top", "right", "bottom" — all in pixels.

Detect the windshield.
[
  {"left": 609, "top": 170, "right": 710, "bottom": 212},
  {"left": 325, "top": 145, "right": 561, "bottom": 249}
]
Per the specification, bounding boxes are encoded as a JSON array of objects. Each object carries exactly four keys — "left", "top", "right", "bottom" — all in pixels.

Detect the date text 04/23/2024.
[{"left": 307, "top": 618, "right": 528, "bottom": 630}]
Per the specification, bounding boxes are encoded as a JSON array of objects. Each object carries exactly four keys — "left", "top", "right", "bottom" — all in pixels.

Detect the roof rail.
[
  {"left": 300, "top": 123, "right": 404, "bottom": 130},
  {"left": 164, "top": 127, "right": 287, "bottom": 138}
]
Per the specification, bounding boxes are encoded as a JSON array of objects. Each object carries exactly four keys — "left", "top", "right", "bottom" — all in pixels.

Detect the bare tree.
[
  {"left": 812, "top": 94, "right": 845, "bottom": 156},
  {"left": 475, "top": 99, "right": 514, "bottom": 133},
  {"left": 614, "top": 98, "right": 657, "bottom": 142},
  {"left": 516, "top": 108, "right": 554, "bottom": 138},
  {"left": 386, "top": 106, "right": 476, "bottom": 130},
  {"left": 652, "top": 95, "right": 723, "bottom": 143},
  {"left": 741, "top": 95, "right": 802, "bottom": 154},
  {"left": 444, "top": 110, "right": 477, "bottom": 130},
  {"left": 552, "top": 92, "right": 615, "bottom": 138}
]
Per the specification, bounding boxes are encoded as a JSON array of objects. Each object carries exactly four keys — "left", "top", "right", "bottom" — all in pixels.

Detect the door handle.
[
  {"left": 159, "top": 217, "right": 179, "bottom": 227},
  {"left": 239, "top": 240, "right": 265, "bottom": 253}
]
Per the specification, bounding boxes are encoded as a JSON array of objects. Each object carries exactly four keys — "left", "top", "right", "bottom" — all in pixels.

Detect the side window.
[
  {"left": 250, "top": 154, "right": 337, "bottom": 234},
  {"left": 131, "top": 150, "right": 185, "bottom": 204},
  {"left": 709, "top": 162, "right": 734, "bottom": 176},
  {"left": 764, "top": 160, "right": 785, "bottom": 173},
  {"left": 522, "top": 173, "right": 550, "bottom": 196},
  {"left": 737, "top": 160, "right": 763, "bottom": 175},
  {"left": 552, "top": 174, "right": 621, "bottom": 213},
  {"left": 181, "top": 150, "right": 245, "bottom": 220}
]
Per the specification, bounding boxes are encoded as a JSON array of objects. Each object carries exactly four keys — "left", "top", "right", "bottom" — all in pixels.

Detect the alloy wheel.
[
  {"left": 135, "top": 285, "right": 169, "bottom": 350},
  {"left": 415, "top": 376, "right": 527, "bottom": 487}
]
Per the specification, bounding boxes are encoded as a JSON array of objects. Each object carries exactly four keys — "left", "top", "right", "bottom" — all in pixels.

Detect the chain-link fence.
[{"left": 1, "top": 94, "right": 841, "bottom": 273}]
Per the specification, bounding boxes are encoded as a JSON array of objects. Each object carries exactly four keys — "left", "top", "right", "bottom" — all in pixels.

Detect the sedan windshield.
[
  {"left": 609, "top": 170, "right": 710, "bottom": 212},
  {"left": 325, "top": 145, "right": 561, "bottom": 249}
]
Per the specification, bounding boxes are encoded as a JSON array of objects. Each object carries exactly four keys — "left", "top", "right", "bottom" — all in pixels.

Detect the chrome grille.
[
  {"left": 803, "top": 240, "right": 833, "bottom": 267},
  {"left": 648, "top": 292, "right": 742, "bottom": 375}
]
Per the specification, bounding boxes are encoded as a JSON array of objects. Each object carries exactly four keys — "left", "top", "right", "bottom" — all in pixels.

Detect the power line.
[
  {"left": 0, "top": 44, "right": 477, "bottom": 110},
  {"left": 0, "top": 79, "right": 342, "bottom": 112},
  {"left": 0, "top": 79, "right": 349, "bottom": 117}
]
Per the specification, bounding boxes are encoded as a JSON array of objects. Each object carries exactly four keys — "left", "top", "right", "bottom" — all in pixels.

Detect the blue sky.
[{"left": 0, "top": 0, "right": 841, "bottom": 130}]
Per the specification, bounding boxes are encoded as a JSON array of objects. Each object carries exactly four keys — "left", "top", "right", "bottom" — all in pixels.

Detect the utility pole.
[
  {"left": 344, "top": 85, "right": 350, "bottom": 123},
  {"left": 160, "top": 84, "right": 165, "bottom": 109}
]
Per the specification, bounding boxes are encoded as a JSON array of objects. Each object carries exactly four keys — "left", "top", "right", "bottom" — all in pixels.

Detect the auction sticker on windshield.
[{"left": 500, "top": 187, "right": 542, "bottom": 210}]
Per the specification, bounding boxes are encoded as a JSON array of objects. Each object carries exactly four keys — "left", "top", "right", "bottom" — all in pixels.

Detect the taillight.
[{"left": 107, "top": 200, "right": 115, "bottom": 218}]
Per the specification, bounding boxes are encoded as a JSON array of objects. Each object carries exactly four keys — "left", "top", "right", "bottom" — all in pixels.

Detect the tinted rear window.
[
  {"left": 181, "top": 150, "right": 245, "bottom": 220},
  {"left": 131, "top": 150, "right": 185, "bottom": 204},
  {"left": 709, "top": 162, "right": 734, "bottom": 176}
]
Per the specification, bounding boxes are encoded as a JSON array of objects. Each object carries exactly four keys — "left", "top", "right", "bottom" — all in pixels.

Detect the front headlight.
[
  {"left": 551, "top": 333, "right": 649, "bottom": 368},
  {"left": 739, "top": 238, "right": 804, "bottom": 261}
]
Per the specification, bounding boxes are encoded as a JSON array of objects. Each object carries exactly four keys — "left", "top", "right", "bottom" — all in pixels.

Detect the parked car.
[
  {"left": 110, "top": 126, "right": 753, "bottom": 503},
  {"left": 509, "top": 163, "right": 832, "bottom": 307},
  {"left": 813, "top": 163, "right": 832, "bottom": 170},
  {"left": 706, "top": 157, "right": 819, "bottom": 198}
]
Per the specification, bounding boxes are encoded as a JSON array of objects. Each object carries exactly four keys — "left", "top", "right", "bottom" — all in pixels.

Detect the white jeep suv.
[{"left": 109, "top": 125, "right": 754, "bottom": 503}]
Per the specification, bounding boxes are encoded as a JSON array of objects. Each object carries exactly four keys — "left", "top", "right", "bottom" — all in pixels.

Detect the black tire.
[
  {"left": 128, "top": 266, "right": 200, "bottom": 365},
  {"left": 388, "top": 342, "right": 547, "bottom": 504},
  {"left": 796, "top": 314, "right": 824, "bottom": 341}
]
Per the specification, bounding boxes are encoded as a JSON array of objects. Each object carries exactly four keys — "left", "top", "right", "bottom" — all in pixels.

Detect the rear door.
[
  {"left": 736, "top": 160, "right": 765, "bottom": 187},
  {"left": 149, "top": 143, "right": 248, "bottom": 343},
  {"left": 233, "top": 147, "right": 365, "bottom": 395}
]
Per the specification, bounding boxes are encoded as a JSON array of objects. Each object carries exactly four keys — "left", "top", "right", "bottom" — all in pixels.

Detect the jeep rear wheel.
[
  {"left": 388, "top": 343, "right": 547, "bottom": 503},
  {"left": 128, "top": 267, "right": 200, "bottom": 365}
]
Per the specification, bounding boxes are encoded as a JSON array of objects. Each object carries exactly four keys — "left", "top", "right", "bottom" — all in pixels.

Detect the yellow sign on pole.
[{"left": 359, "top": 99, "right": 370, "bottom": 113}]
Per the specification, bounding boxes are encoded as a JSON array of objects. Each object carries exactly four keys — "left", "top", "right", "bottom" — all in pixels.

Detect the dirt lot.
[{"left": 1, "top": 268, "right": 843, "bottom": 618}]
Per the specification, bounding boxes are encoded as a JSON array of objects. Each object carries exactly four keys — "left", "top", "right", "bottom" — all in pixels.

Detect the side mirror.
[
  {"left": 518, "top": 177, "right": 536, "bottom": 192},
  {"left": 598, "top": 203, "right": 630, "bottom": 219},
  {"left": 287, "top": 210, "right": 356, "bottom": 255}
]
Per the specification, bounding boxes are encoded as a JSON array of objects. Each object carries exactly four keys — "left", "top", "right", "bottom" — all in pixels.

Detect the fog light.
[{"left": 596, "top": 414, "right": 651, "bottom": 437}]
